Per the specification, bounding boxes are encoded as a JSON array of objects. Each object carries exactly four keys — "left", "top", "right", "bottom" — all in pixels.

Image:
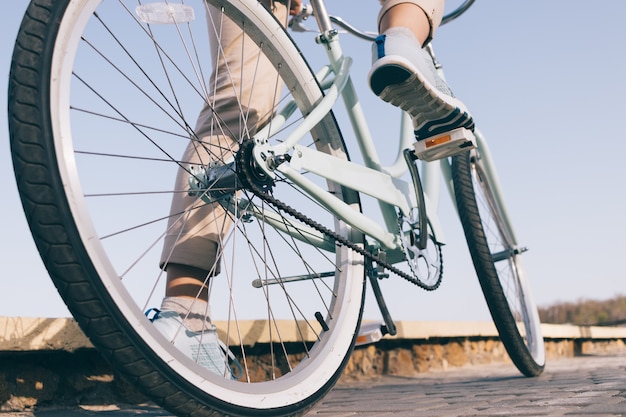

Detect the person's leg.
[
  {"left": 159, "top": 2, "right": 288, "bottom": 329},
  {"left": 152, "top": 2, "right": 289, "bottom": 377},
  {"left": 378, "top": 0, "right": 444, "bottom": 46},
  {"left": 371, "top": 0, "right": 475, "bottom": 161}
]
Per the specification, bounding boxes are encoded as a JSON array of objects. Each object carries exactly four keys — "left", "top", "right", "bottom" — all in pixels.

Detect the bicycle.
[{"left": 8, "top": 0, "right": 545, "bottom": 416}]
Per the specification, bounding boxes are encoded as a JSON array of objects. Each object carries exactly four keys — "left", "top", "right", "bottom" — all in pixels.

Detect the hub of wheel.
[
  {"left": 236, "top": 140, "right": 275, "bottom": 193},
  {"left": 187, "top": 140, "right": 276, "bottom": 203}
]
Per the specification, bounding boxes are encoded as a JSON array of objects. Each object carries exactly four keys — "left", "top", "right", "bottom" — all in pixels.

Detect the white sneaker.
[
  {"left": 368, "top": 28, "right": 475, "bottom": 159},
  {"left": 149, "top": 309, "right": 233, "bottom": 378}
]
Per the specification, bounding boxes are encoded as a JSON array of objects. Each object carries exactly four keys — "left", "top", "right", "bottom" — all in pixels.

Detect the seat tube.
[
  {"left": 422, "top": 160, "right": 442, "bottom": 213},
  {"left": 310, "top": 0, "right": 333, "bottom": 32}
]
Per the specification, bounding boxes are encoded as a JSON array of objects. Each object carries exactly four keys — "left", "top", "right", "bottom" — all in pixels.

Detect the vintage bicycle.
[{"left": 8, "top": 0, "right": 545, "bottom": 415}]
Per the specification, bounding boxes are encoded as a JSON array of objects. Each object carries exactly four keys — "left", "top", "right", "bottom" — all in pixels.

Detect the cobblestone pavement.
[
  {"left": 3, "top": 352, "right": 625, "bottom": 416},
  {"left": 311, "top": 352, "right": 626, "bottom": 416}
]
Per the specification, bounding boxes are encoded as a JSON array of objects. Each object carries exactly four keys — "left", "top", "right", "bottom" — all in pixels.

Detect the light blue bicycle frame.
[{"left": 245, "top": 0, "right": 517, "bottom": 263}]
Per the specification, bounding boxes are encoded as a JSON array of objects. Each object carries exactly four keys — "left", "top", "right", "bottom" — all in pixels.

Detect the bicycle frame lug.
[
  {"left": 251, "top": 143, "right": 277, "bottom": 180},
  {"left": 315, "top": 29, "right": 338, "bottom": 45},
  {"left": 253, "top": 136, "right": 268, "bottom": 145},
  {"left": 368, "top": 267, "right": 389, "bottom": 280},
  {"left": 366, "top": 248, "right": 390, "bottom": 280},
  {"left": 268, "top": 153, "right": 289, "bottom": 170}
]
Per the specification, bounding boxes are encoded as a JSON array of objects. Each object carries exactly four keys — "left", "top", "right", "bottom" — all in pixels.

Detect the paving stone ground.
[
  {"left": 3, "top": 352, "right": 625, "bottom": 416},
  {"left": 311, "top": 352, "right": 626, "bottom": 416}
]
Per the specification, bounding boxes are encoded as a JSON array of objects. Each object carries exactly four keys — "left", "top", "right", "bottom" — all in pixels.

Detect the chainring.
[{"left": 398, "top": 208, "right": 443, "bottom": 290}]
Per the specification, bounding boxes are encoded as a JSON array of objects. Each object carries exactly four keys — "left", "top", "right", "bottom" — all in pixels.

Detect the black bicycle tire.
[
  {"left": 451, "top": 151, "right": 545, "bottom": 377},
  {"left": 8, "top": 0, "right": 365, "bottom": 415}
]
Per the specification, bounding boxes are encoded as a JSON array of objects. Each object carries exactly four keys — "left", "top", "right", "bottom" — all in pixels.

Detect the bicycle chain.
[{"left": 238, "top": 150, "right": 441, "bottom": 291}]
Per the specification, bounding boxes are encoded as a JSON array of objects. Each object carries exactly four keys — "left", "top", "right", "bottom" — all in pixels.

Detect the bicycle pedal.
[
  {"left": 355, "top": 322, "right": 384, "bottom": 346},
  {"left": 413, "top": 127, "right": 476, "bottom": 162}
]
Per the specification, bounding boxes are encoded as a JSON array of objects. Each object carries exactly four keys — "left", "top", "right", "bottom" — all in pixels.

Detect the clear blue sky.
[{"left": 2, "top": 0, "right": 625, "bottom": 320}]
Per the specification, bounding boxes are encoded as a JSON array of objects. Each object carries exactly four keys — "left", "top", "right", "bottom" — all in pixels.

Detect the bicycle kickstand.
[{"left": 364, "top": 254, "right": 397, "bottom": 339}]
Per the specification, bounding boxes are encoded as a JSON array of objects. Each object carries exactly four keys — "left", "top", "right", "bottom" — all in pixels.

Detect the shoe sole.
[{"left": 369, "top": 57, "right": 475, "bottom": 139}]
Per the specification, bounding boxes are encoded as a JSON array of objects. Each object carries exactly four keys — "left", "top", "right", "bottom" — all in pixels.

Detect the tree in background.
[{"left": 538, "top": 294, "right": 626, "bottom": 326}]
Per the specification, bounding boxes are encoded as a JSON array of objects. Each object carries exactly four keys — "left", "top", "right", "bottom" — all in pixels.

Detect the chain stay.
[{"left": 240, "top": 156, "right": 441, "bottom": 291}]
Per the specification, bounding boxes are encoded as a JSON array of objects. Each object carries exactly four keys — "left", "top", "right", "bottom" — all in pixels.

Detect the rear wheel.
[
  {"left": 9, "top": 0, "right": 365, "bottom": 415},
  {"left": 452, "top": 149, "right": 545, "bottom": 377}
]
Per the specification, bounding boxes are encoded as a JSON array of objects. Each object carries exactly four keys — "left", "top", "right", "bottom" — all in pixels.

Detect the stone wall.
[
  {"left": 343, "top": 337, "right": 625, "bottom": 381},
  {"left": 1, "top": 317, "right": 625, "bottom": 411}
]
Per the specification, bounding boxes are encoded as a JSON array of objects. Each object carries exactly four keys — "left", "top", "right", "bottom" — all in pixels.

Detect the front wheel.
[
  {"left": 9, "top": 0, "right": 365, "bottom": 415},
  {"left": 451, "top": 148, "right": 545, "bottom": 377}
]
